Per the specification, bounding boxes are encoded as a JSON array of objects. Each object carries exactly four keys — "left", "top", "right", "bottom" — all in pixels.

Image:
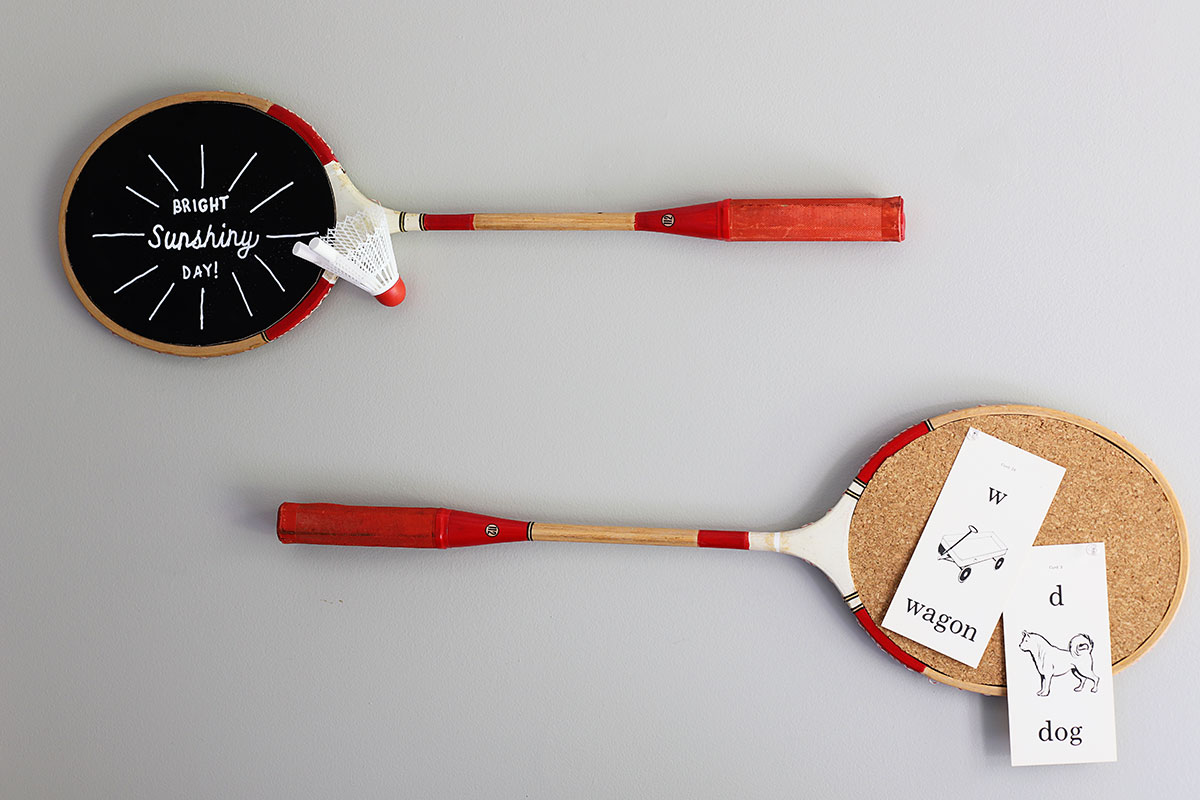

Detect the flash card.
[
  {"left": 881, "top": 428, "right": 1066, "bottom": 667},
  {"left": 1004, "top": 543, "right": 1116, "bottom": 766}
]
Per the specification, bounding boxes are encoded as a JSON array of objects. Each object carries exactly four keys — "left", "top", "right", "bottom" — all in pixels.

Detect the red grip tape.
[{"left": 697, "top": 530, "right": 750, "bottom": 549}]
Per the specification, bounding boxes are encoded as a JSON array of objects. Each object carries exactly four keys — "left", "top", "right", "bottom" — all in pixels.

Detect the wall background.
[{"left": 3, "top": 2, "right": 1197, "bottom": 796}]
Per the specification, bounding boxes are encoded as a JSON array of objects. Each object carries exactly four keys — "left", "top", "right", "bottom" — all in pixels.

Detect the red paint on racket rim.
[
  {"left": 264, "top": 277, "right": 335, "bottom": 341},
  {"left": 267, "top": 103, "right": 336, "bottom": 165},
  {"left": 856, "top": 421, "right": 933, "bottom": 484},
  {"left": 853, "top": 607, "right": 927, "bottom": 673}
]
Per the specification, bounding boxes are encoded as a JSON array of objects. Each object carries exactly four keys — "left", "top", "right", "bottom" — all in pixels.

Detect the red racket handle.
[
  {"left": 277, "top": 503, "right": 751, "bottom": 550},
  {"left": 277, "top": 504, "right": 531, "bottom": 548},
  {"left": 635, "top": 196, "right": 904, "bottom": 241}
]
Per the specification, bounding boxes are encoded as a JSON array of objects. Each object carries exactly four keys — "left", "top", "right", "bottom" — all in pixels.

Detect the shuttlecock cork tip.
[{"left": 375, "top": 279, "right": 406, "bottom": 307}]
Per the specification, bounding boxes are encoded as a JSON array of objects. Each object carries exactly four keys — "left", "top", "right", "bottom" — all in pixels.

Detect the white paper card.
[
  {"left": 881, "top": 428, "right": 1066, "bottom": 667},
  {"left": 1004, "top": 543, "right": 1116, "bottom": 766}
]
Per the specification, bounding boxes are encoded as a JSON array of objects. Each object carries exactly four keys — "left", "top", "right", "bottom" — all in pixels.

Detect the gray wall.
[{"left": 3, "top": 2, "right": 1197, "bottom": 797}]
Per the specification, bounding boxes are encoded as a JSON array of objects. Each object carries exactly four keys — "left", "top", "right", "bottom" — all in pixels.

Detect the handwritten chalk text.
[
  {"left": 147, "top": 223, "right": 260, "bottom": 259},
  {"left": 173, "top": 195, "right": 230, "bottom": 214},
  {"left": 181, "top": 262, "right": 218, "bottom": 280}
]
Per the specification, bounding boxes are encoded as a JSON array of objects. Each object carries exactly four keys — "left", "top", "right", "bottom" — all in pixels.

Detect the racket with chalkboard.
[
  {"left": 59, "top": 91, "right": 905, "bottom": 357},
  {"left": 276, "top": 405, "right": 1187, "bottom": 694}
]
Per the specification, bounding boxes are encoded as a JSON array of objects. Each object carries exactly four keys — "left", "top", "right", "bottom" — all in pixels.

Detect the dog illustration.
[{"left": 1018, "top": 631, "right": 1100, "bottom": 696}]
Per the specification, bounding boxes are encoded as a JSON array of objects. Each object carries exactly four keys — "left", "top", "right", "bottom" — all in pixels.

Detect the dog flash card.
[
  {"left": 1004, "top": 543, "right": 1116, "bottom": 766},
  {"left": 882, "top": 428, "right": 1066, "bottom": 667}
]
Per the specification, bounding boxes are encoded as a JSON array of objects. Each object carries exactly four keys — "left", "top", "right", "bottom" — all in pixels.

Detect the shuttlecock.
[{"left": 292, "top": 205, "right": 405, "bottom": 306}]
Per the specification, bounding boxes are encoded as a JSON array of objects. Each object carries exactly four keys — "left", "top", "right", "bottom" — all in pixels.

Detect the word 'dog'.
[{"left": 1039, "top": 720, "right": 1083, "bottom": 747}]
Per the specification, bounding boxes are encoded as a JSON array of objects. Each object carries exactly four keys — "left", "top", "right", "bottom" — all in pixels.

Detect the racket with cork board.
[
  {"left": 277, "top": 405, "right": 1187, "bottom": 694},
  {"left": 59, "top": 91, "right": 904, "bottom": 357}
]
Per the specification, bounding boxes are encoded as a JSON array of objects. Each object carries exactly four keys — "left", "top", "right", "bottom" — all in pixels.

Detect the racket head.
[
  {"left": 59, "top": 92, "right": 339, "bottom": 356},
  {"left": 832, "top": 404, "right": 1186, "bottom": 695}
]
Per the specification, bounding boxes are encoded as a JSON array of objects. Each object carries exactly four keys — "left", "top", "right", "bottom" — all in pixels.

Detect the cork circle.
[{"left": 848, "top": 406, "right": 1187, "bottom": 695}]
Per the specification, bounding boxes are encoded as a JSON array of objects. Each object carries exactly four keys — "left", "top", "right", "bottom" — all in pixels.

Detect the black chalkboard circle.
[{"left": 60, "top": 92, "right": 338, "bottom": 356}]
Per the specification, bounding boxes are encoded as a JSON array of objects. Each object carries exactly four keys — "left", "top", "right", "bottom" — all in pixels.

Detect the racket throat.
[
  {"left": 750, "top": 494, "right": 857, "bottom": 600},
  {"left": 325, "top": 162, "right": 401, "bottom": 233}
]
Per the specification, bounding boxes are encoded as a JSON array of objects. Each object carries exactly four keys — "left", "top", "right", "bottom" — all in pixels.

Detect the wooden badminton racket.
[
  {"left": 277, "top": 404, "right": 1187, "bottom": 695},
  {"left": 60, "top": 91, "right": 903, "bottom": 356}
]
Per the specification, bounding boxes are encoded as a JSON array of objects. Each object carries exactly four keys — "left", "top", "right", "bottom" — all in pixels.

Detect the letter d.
[
  {"left": 1039, "top": 720, "right": 1053, "bottom": 742},
  {"left": 1049, "top": 584, "right": 1064, "bottom": 606}
]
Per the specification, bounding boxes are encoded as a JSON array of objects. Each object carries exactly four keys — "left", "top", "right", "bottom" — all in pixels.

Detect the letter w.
[
  {"left": 988, "top": 487, "right": 1007, "bottom": 504},
  {"left": 905, "top": 598, "right": 924, "bottom": 615}
]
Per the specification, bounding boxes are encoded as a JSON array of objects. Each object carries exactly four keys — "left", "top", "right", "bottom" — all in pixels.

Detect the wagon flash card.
[
  {"left": 1004, "top": 543, "right": 1116, "bottom": 766},
  {"left": 881, "top": 428, "right": 1065, "bottom": 667}
]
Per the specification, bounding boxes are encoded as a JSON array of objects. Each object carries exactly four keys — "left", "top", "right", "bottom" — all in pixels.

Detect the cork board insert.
[{"left": 848, "top": 410, "right": 1186, "bottom": 691}]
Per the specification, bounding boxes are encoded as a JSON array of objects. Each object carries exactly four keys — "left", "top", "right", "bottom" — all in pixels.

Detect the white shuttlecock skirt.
[{"left": 293, "top": 205, "right": 405, "bottom": 306}]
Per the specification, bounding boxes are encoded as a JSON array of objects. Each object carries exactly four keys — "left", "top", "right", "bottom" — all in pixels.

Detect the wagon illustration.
[{"left": 937, "top": 525, "right": 1007, "bottom": 583}]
